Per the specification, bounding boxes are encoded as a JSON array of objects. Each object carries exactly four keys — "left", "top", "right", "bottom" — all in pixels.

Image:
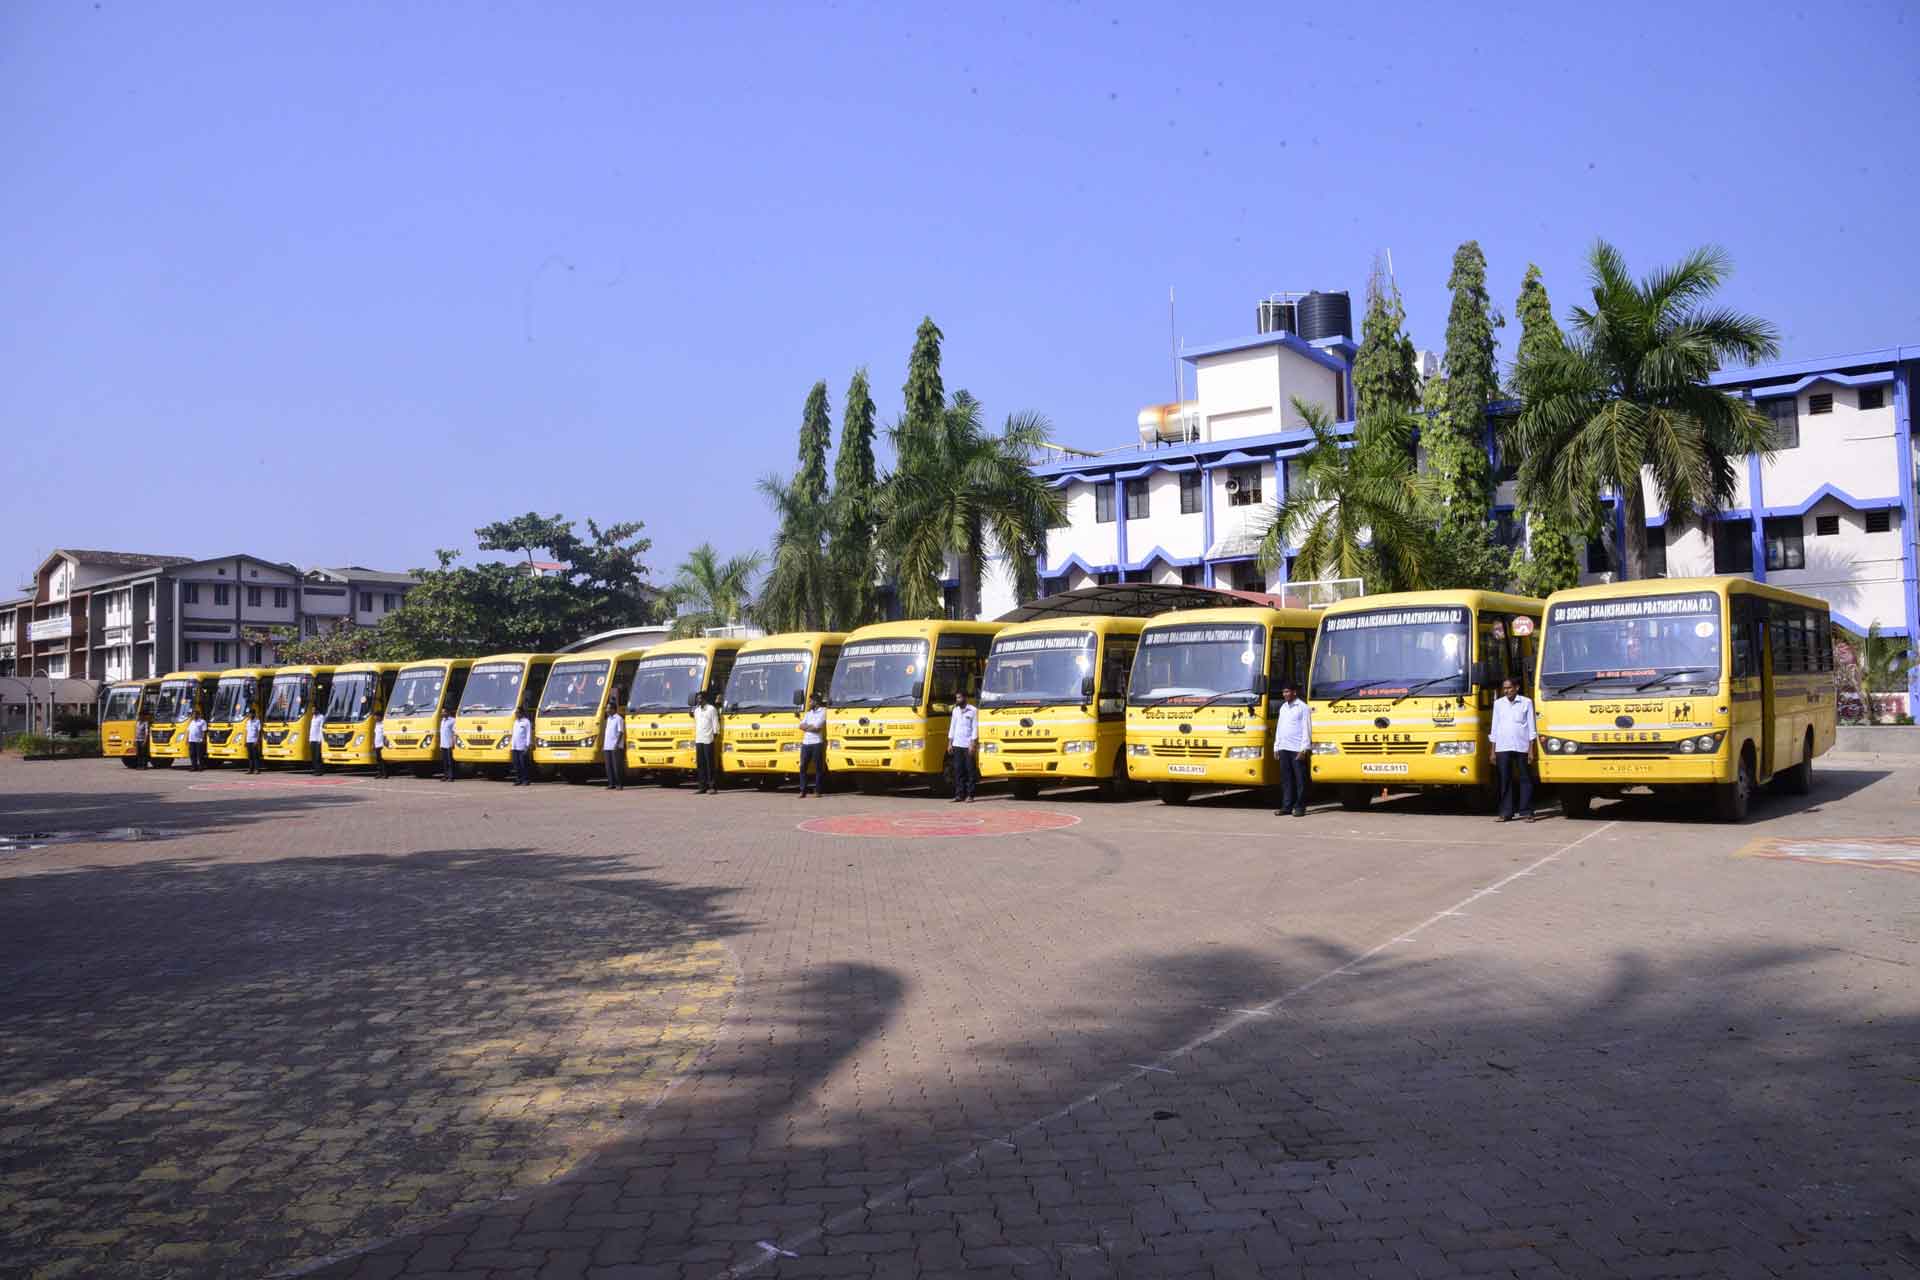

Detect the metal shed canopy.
[{"left": 994, "top": 583, "right": 1284, "bottom": 623}]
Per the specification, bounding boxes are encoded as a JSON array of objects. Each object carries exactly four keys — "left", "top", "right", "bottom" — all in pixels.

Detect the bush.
[
  {"left": 53, "top": 712, "right": 96, "bottom": 736},
  {"left": 3, "top": 732, "right": 101, "bottom": 758}
]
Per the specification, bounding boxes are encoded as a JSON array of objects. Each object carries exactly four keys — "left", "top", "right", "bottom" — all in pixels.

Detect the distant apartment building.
[{"left": 0, "top": 550, "right": 421, "bottom": 680}]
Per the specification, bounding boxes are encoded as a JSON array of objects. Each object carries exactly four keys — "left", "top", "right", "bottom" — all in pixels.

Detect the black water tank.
[{"left": 1297, "top": 290, "right": 1353, "bottom": 342}]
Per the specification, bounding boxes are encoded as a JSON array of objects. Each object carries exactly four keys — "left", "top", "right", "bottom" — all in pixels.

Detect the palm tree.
[
  {"left": 1511, "top": 241, "right": 1780, "bottom": 580},
  {"left": 1254, "top": 398, "right": 1434, "bottom": 592},
  {"left": 1842, "top": 621, "right": 1915, "bottom": 725},
  {"left": 754, "top": 474, "right": 832, "bottom": 633},
  {"left": 883, "top": 391, "right": 1062, "bottom": 619},
  {"left": 666, "top": 543, "right": 762, "bottom": 637}
]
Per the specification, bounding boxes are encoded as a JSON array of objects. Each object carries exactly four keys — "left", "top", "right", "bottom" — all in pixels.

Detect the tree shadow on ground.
[{"left": 0, "top": 785, "right": 367, "bottom": 847}]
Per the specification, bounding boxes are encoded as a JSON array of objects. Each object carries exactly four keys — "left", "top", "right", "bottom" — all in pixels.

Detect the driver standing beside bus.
[
  {"left": 438, "top": 707, "right": 458, "bottom": 782},
  {"left": 1271, "top": 680, "right": 1312, "bottom": 818},
  {"left": 1490, "top": 676, "right": 1538, "bottom": 822},
  {"left": 308, "top": 703, "right": 326, "bottom": 775}
]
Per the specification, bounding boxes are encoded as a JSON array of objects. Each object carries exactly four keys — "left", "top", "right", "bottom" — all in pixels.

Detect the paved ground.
[{"left": 1, "top": 753, "right": 1916, "bottom": 1280}]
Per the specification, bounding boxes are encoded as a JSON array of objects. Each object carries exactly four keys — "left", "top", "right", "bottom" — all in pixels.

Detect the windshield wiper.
[
  {"left": 1634, "top": 667, "right": 1713, "bottom": 692},
  {"left": 1391, "top": 675, "right": 1464, "bottom": 706},
  {"left": 1544, "top": 675, "right": 1615, "bottom": 697}
]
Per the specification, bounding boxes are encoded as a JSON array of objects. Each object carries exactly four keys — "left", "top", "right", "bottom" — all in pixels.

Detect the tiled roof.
[
  {"left": 56, "top": 549, "right": 193, "bottom": 569},
  {"left": 315, "top": 567, "right": 420, "bottom": 585}
]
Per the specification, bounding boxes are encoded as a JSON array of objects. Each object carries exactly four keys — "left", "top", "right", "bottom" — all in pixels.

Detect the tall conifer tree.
[
  {"left": 1435, "top": 241, "right": 1503, "bottom": 530},
  {"left": 795, "top": 381, "right": 832, "bottom": 507},
  {"left": 1507, "top": 265, "right": 1582, "bottom": 595},
  {"left": 828, "top": 368, "right": 881, "bottom": 628},
  {"left": 1351, "top": 260, "right": 1420, "bottom": 420}
]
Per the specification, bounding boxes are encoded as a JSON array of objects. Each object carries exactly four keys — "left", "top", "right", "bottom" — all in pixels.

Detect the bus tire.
[
  {"left": 1782, "top": 731, "right": 1814, "bottom": 796},
  {"left": 120, "top": 757, "right": 142, "bottom": 770},
  {"left": 1714, "top": 749, "right": 1754, "bottom": 822},
  {"left": 1011, "top": 781, "right": 1041, "bottom": 801},
  {"left": 1156, "top": 782, "right": 1188, "bottom": 806},
  {"left": 931, "top": 755, "right": 956, "bottom": 799},
  {"left": 1099, "top": 752, "right": 1130, "bottom": 801},
  {"left": 1559, "top": 786, "right": 1593, "bottom": 819},
  {"left": 1338, "top": 784, "right": 1371, "bottom": 812}
]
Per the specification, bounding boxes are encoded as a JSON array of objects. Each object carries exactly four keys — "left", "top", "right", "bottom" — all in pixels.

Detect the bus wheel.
[
  {"left": 1714, "top": 750, "right": 1754, "bottom": 822},
  {"left": 1155, "top": 782, "right": 1188, "bottom": 806},
  {"left": 1559, "top": 786, "right": 1593, "bottom": 819},
  {"left": 120, "top": 757, "right": 143, "bottom": 770},
  {"left": 151, "top": 758, "right": 174, "bottom": 769},
  {"left": 1781, "top": 731, "right": 1814, "bottom": 796},
  {"left": 1099, "top": 754, "right": 1130, "bottom": 802},
  {"left": 1338, "top": 784, "right": 1371, "bottom": 812},
  {"left": 931, "top": 756, "right": 956, "bottom": 799},
  {"left": 1010, "top": 781, "right": 1041, "bottom": 801}
]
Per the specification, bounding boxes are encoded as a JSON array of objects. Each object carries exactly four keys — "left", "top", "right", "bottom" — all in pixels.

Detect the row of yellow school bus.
[{"left": 98, "top": 576, "right": 1838, "bottom": 823}]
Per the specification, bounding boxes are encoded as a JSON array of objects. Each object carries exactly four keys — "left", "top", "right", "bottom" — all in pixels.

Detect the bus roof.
[
  {"left": 553, "top": 647, "right": 653, "bottom": 663},
  {"left": 842, "top": 619, "right": 1005, "bottom": 643},
  {"left": 108, "top": 678, "right": 161, "bottom": 690},
  {"left": 468, "top": 653, "right": 561, "bottom": 666},
  {"left": 269, "top": 665, "right": 338, "bottom": 677},
  {"left": 396, "top": 657, "right": 474, "bottom": 672},
  {"left": 1318, "top": 589, "right": 1544, "bottom": 619},
  {"left": 737, "top": 631, "right": 848, "bottom": 654},
  {"left": 214, "top": 667, "right": 277, "bottom": 679},
  {"left": 1542, "top": 574, "right": 1834, "bottom": 614},
  {"left": 158, "top": 670, "right": 219, "bottom": 682},
  {"left": 635, "top": 636, "right": 748, "bottom": 659},
  {"left": 329, "top": 661, "right": 405, "bottom": 675},
  {"left": 1142, "top": 605, "right": 1320, "bottom": 631},
  {"left": 992, "top": 616, "right": 1147, "bottom": 641}
]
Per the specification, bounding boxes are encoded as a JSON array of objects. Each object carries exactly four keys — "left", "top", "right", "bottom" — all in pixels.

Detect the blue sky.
[{"left": 4, "top": 0, "right": 1916, "bottom": 590}]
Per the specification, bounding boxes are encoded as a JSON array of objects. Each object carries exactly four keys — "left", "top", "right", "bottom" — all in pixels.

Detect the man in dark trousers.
[
  {"left": 243, "top": 706, "right": 264, "bottom": 774},
  {"left": 372, "top": 714, "right": 389, "bottom": 779},
  {"left": 603, "top": 694, "right": 627, "bottom": 791},
  {"left": 186, "top": 708, "right": 209, "bottom": 772},
  {"left": 947, "top": 689, "right": 979, "bottom": 802},
  {"left": 1489, "top": 675, "right": 1538, "bottom": 822},
  {"left": 797, "top": 692, "right": 829, "bottom": 798},
  {"left": 691, "top": 690, "right": 721, "bottom": 794},
  {"left": 1270, "top": 680, "right": 1312, "bottom": 817},
  {"left": 308, "top": 703, "right": 325, "bottom": 775},
  {"left": 510, "top": 706, "right": 534, "bottom": 786},
  {"left": 438, "top": 708, "right": 458, "bottom": 781},
  {"left": 134, "top": 709, "right": 152, "bottom": 769}
]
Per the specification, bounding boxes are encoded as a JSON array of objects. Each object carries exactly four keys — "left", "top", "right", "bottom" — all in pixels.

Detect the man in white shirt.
[
  {"left": 439, "top": 709, "right": 458, "bottom": 782},
  {"left": 510, "top": 707, "right": 534, "bottom": 787},
  {"left": 603, "top": 697, "right": 627, "bottom": 792},
  {"left": 372, "top": 715, "right": 389, "bottom": 780},
  {"left": 692, "top": 692, "right": 721, "bottom": 794},
  {"left": 308, "top": 703, "right": 326, "bottom": 775},
  {"left": 797, "top": 692, "right": 829, "bottom": 798},
  {"left": 1489, "top": 676, "right": 1538, "bottom": 822},
  {"left": 134, "top": 710, "right": 151, "bottom": 770},
  {"left": 947, "top": 689, "right": 979, "bottom": 803},
  {"left": 186, "top": 709, "right": 209, "bottom": 772},
  {"left": 1270, "top": 680, "right": 1313, "bottom": 818},
  {"left": 243, "top": 708, "right": 263, "bottom": 775}
]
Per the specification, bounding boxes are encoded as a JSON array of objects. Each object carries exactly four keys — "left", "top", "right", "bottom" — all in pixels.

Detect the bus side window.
[
  {"left": 1479, "top": 620, "right": 1510, "bottom": 685},
  {"left": 445, "top": 667, "right": 469, "bottom": 709},
  {"left": 612, "top": 659, "right": 639, "bottom": 698},
  {"left": 814, "top": 647, "right": 840, "bottom": 697},
  {"left": 1101, "top": 639, "right": 1136, "bottom": 715},
  {"left": 1286, "top": 635, "right": 1310, "bottom": 690},
  {"left": 1514, "top": 620, "right": 1537, "bottom": 686},
  {"left": 1731, "top": 597, "right": 1755, "bottom": 678}
]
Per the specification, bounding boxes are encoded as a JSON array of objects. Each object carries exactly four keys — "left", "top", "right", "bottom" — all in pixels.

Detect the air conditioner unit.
[{"left": 1224, "top": 477, "right": 1240, "bottom": 494}]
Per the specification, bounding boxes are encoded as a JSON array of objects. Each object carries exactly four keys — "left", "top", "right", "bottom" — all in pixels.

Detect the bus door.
[
  {"left": 1099, "top": 634, "right": 1137, "bottom": 720},
  {"left": 1477, "top": 614, "right": 1512, "bottom": 709}
]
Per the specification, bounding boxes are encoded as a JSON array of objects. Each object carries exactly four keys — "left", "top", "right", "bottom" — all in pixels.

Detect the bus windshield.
[
  {"left": 155, "top": 679, "right": 198, "bottom": 722},
  {"left": 982, "top": 632, "right": 1095, "bottom": 706},
  {"left": 627, "top": 655, "right": 708, "bottom": 712},
  {"left": 388, "top": 668, "right": 445, "bottom": 717},
  {"left": 829, "top": 640, "right": 928, "bottom": 706},
  {"left": 1129, "top": 624, "right": 1265, "bottom": 705},
  {"left": 540, "top": 660, "right": 610, "bottom": 715},
  {"left": 102, "top": 687, "right": 143, "bottom": 721},
  {"left": 459, "top": 663, "right": 526, "bottom": 715},
  {"left": 209, "top": 678, "right": 258, "bottom": 723},
  {"left": 264, "top": 675, "right": 311, "bottom": 722},
  {"left": 1310, "top": 607, "right": 1470, "bottom": 700},
  {"left": 326, "top": 673, "right": 379, "bottom": 723},
  {"left": 725, "top": 650, "right": 812, "bottom": 712},
  {"left": 1541, "top": 592, "right": 1723, "bottom": 696}
]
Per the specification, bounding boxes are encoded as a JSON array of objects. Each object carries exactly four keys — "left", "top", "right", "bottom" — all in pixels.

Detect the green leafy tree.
[
  {"left": 1351, "top": 259, "right": 1421, "bottom": 419},
  {"left": 1255, "top": 399, "right": 1433, "bottom": 592},
  {"left": 244, "top": 619, "right": 402, "bottom": 666},
  {"left": 666, "top": 543, "right": 762, "bottom": 637},
  {"left": 756, "top": 475, "right": 832, "bottom": 633},
  {"left": 1839, "top": 622, "right": 1915, "bottom": 725},
  {"left": 1506, "top": 264, "right": 1583, "bottom": 596},
  {"left": 901, "top": 317, "right": 947, "bottom": 443},
  {"left": 827, "top": 368, "right": 882, "bottom": 630},
  {"left": 795, "top": 381, "right": 832, "bottom": 508},
  {"left": 1512, "top": 242, "right": 1780, "bottom": 580},
  {"left": 1434, "top": 240, "right": 1504, "bottom": 533},
  {"left": 883, "top": 391, "right": 1060, "bottom": 619}
]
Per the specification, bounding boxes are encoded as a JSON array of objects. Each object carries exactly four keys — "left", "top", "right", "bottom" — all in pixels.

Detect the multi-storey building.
[{"left": 0, "top": 550, "right": 191, "bottom": 681}]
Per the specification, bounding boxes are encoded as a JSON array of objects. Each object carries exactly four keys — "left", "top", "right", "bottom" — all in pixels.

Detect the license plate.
[
  {"left": 1596, "top": 761, "right": 1655, "bottom": 776},
  {"left": 1361, "top": 762, "right": 1410, "bottom": 776},
  {"left": 548, "top": 750, "right": 573, "bottom": 759},
  {"left": 1166, "top": 764, "right": 1206, "bottom": 776}
]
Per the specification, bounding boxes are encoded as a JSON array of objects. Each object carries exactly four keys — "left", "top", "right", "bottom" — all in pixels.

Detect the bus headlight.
[
  {"left": 1128, "top": 743, "right": 1149, "bottom": 757},
  {"left": 1679, "top": 739, "right": 1696, "bottom": 753},
  {"left": 1693, "top": 733, "right": 1724, "bottom": 752},
  {"left": 829, "top": 739, "right": 844, "bottom": 750},
  {"left": 721, "top": 742, "right": 733, "bottom": 752},
  {"left": 353, "top": 735, "right": 366, "bottom": 747},
  {"left": 1226, "top": 746, "right": 1262, "bottom": 759},
  {"left": 896, "top": 738, "right": 924, "bottom": 751},
  {"left": 1432, "top": 741, "right": 1474, "bottom": 756},
  {"left": 981, "top": 741, "right": 999, "bottom": 753},
  {"left": 1062, "top": 740, "right": 1097, "bottom": 754},
  {"left": 676, "top": 739, "right": 694, "bottom": 750},
  {"left": 1311, "top": 741, "right": 1339, "bottom": 754},
  {"left": 496, "top": 735, "right": 511, "bottom": 750}
]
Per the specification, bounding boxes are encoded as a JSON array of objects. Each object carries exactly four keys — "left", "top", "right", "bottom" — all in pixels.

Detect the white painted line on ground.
[{"left": 708, "top": 820, "right": 1621, "bottom": 1279}]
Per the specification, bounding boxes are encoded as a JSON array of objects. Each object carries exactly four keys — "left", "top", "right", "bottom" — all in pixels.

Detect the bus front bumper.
[
  {"left": 978, "top": 750, "right": 1108, "bottom": 780},
  {"left": 1310, "top": 745, "right": 1487, "bottom": 788},
  {"left": 832, "top": 745, "right": 940, "bottom": 776},
  {"left": 723, "top": 736, "right": 803, "bottom": 774},
  {"left": 1539, "top": 754, "right": 1727, "bottom": 786},
  {"left": 628, "top": 742, "right": 697, "bottom": 771}
]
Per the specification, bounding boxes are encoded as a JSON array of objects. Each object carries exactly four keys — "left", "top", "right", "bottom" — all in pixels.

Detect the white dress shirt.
[
  {"left": 309, "top": 714, "right": 324, "bottom": 742},
  {"left": 799, "top": 707, "right": 827, "bottom": 745},
  {"left": 1489, "top": 694, "right": 1537, "bottom": 753},
  {"left": 439, "top": 716, "right": 456, "bottom": 748},
  {"left": 186, "top": 717, "right": 207, "bottom": 743},
  {"left": 244, "top": 716, "right": 261, "bottom": 744},
  {"left": 1271, "top": 698, "right": 1312, "bottom": 753},
  {"left": 948, "top": 704, "right": 979, "bottom": 749},
  {"left": 604, "top": 712, "right": 624, "bottom": 752},
  {"left": 372, "top": 720, "right": 386, "bottom": 749},
  {"left": 692, "top": 704, "right": 720, "bottom": 744},
  {"left": 510, "top": 716, "right": 532, "bottom": 750}
]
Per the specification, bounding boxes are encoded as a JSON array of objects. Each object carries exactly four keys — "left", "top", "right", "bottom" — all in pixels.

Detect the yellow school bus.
[
  {"left": 1536, "top": 576, "right": 1837, "bottom": 822},
  {"left": 260, "top": 666, "right": 336, "bottom": 763},
  {"left": 1307, "top": 590, "right": 1546, "bottom": 810},
  {"left": 379, "top": 658, "right": 473, "bottom": 768},
  {"left": 1125, "top": 607, "right": 1318, "bottom": 805},
  {"left": 100, "top": 678, "right": 159, "bottom": 766},
  {"left": 624, "top": 637, "right": 745, "bottom": 781},
  {"left": 825, "top": 619, "right": 1004, "bottom": 794},
  {"left": 978, "top": 616, "right": 1144, "bottom": 800},
  {"left": 321, "top": 662, "right": 403, "bottom": 767},
  {"left": 534, "top": 648, "right": 649, "bottom": 773},
  {"left": 454, "top": 654, "right": 559, "bottom": 772},
  {"left": 147, "top": 670, "right": 222, "bottom": 765},
  {"left": 206, "top": 667, "right": 277, "bottom": 763},
  {"left": 719, "top": 632, "right": 846, "bottom": 785}
]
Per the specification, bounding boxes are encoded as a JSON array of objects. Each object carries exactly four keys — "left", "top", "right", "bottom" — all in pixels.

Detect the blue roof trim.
[
  {"left": 1707, "top": 344, "right": 1920, "bottom": 387},
  {"left": 1761, "top": 484, "right": 1901, "bottom": 518},
  {"left": 1032, "top": 421, "right": 1351, "bottom": 483},
  {"left": 1124, "top": 545, "right": 1201, "bottom": 571},
  {"left": 1828, "top": 608, "right": 1906, "bottom": 639},
  {"left": 1040, "top": 552, "right": 1112, "bottom": 579},
  {"left": 1179, "top": 331, "right": 1351, "bottom": 374},
  {"left": 1751, "top": 369, "right": 1895, "bottom": 399}
]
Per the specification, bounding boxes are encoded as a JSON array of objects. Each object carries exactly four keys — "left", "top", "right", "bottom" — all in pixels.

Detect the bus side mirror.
[
  {"left": 688, "top": 693, "right": 700, "bottom": 708},
  {"left": 1472, "top": 660, "right": 1491, "bottom": 687},
  {"left": 1081, "top": 675, "right": 1095, "bottom": 698},
  {"left": 1251, "top": 673, "right": 1269, "bottom": 696},
  {"left": 793, "top": 689, "right": 806, "bottom": 706}
]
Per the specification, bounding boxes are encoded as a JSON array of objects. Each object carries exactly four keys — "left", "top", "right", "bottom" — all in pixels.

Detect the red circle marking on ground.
[{"left": 798, "top": 809, "right": 1081, "bottom": 838}]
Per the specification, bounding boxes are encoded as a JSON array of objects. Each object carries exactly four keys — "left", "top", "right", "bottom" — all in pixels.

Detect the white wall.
[
  {"left": 1122, "top": 470, "right": 1206, "bottom": 561},
  {"left": 1756, "top": 385, "right": 1897, "bottom": 507},
  {"left": 1043, "top": 480, "right": 1119, "bottom": 572},
  {"left": 1274, "top": 347, "right": 1342, "bottom": 426},
  {"left": 1195, "top": 348, "right": 1280, "bottom": 442},
  {"left": 1210, "top": 462, "right": 1275, "bottom": 551}
]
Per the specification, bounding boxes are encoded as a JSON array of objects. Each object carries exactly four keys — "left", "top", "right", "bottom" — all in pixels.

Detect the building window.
[
  {"left": 1180, "top": 563, "right": 1204, "bottom": 586},
  {"left": 1585, "top": 537, "right": 1612, "bottom": 575},
  {"left": 48, "top": 656, "right": 66, "bottom": 678},
  {"left": 213, "top": 642, "right": 229, "bottom": 665},
  {"left": 1179, "top": 471, "right": 1201, "bottom": 514},
  {"left": 1808, "top": 392, "right": 1833, "bottom": 415},
  {"left": 1714, "top": 519, "right": 1755, "bottom": 574},
  {"left": 1493, "top": 510, "right": 1520, "bottom": 549},
  {"left": 246, "top": 586, "right": 262, "bottom": 608},
  {"left": 273, "top": 587, "right": 289, "bottom": 608},
  {"left": 1234, "top": 565, "right": 1267, "bottom": 593},
  {"left": 184, "top": 641, "right": 200, "bottom": 662},
  {"left": 213, "top": 584, "right": 230, "bottom": 606},
  {"left": 1125, "top": 483, "right": 1148, "bottom": 521},
  {"left": 1814, "top": 514, "right": 1840, "bottom": 537},
  {"left": 1094, "top": 485, "right": 1115, "bottom": 524},
  {"left": 182, "top": 583, "right": 200, "bottom": 604},
  {"left": 249, "top": 643, "right": 264, "bottom": 663},
  {"left": 1646, "top": 525, "right": 1667, "bottom": 578},
  {"left": 1858, "top": 386, "right": 1885, "bottom": 411},
  {"left": 1094, "top": 570, "right": 1119, "bottom": 586},
  {"left": 1763, "top": 517, "right": 1804, "bottom": 571},
  {"left": 1756, "top": 396, "right": 1798, "bottom": 450},
  {"left": 358, "top": 591, "right": 373, "bottom": 611},
  {"left": 383, "top": 593, "right": 397, "bottom": 611},
  {"left": 1122, "top": 568, "right": 1151, "bottom": 584},
  {"left": 1227, "top": 468, "right": 1261, "bottom": 507},
  {"left": 1865, "top": 509, "right": 1892, "bottom": 535}
]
